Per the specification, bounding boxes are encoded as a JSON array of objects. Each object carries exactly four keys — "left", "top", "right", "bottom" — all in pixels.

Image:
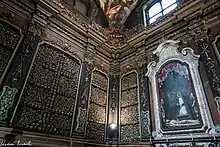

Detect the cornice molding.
[{"left": 4, "top": 0, "right": 220, "bottom": 61}]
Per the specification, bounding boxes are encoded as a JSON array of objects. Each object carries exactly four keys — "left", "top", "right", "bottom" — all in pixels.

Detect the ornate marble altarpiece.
[{"left": 146, "top": 40, "right": 215, "bottom": 141}]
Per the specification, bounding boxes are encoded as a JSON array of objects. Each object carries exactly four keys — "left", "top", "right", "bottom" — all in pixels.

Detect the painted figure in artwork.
[
  {"left": 99, "top": 0, "right": 138, "bottom": 23},
  {"left": 166, "top": 91, "right": 190, "bottom": 120},
  {"left": 158, "top": 62, "right": 201, "bottom": 129},
  {"left": 177, "top": 92, "right": 189, "bottom": 117}
]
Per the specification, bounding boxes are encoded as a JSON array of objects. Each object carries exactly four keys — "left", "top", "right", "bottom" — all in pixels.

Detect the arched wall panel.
[
  {"left": 12, "top": 42, "right": 81, "bottom": 137},
  {"left": 119, "top": 71, "right": 141, "bottom": 142},
  {"left": 86, "top": 70, "right": 108, "bottom": 142}
]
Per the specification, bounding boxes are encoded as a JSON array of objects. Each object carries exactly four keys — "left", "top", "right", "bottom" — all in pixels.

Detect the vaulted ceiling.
[{"left": 96, "top": 0, "right": 139, "bottom": 26}]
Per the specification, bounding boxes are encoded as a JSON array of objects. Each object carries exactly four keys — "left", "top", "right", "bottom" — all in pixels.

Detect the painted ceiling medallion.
[{"left": 98, "top": 0, "right": 138, "bottom": 27}]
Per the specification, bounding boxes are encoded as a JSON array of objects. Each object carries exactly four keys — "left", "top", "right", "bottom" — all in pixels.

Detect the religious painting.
[
  {"left": 147, "top": 40, "right": 214, "bottom": 139},
  {"left": 157, "top": 61, "right": 202, "bottom": 130},
  {"left": 98, "top": 0, "right": 138, "bottom": 24}
]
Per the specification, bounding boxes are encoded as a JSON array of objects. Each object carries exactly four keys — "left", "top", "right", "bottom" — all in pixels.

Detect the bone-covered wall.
[
  {"left": 0, "top": 21, "right": 22, "bottom": 122},
  {"left": 0, "top": 0, "right": 220, "bottom": 147},
  {"left": 0, "top": 21, "right": 21, "bottom": 82},
  {"left": 86, "top": 70, "right": 108, "bottom": 142},
  {"left": 12, "top": 43, "right": 81, "bottom": 137},
  {"left": 120, "top": 72, "right": 140, "bottom": 142}
]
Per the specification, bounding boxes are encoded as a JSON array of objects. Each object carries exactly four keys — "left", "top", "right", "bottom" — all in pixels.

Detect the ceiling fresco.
[{"left": 98, "top": 0, "right": 138, "bottom": 25}]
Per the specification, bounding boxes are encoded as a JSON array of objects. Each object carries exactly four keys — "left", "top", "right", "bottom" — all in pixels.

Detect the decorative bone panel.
[
  {"left": 74, "top": 62, "right": 92, "bottom": 135},
  {"left": 120, "top": 72, "right": 140, "bottom": 142},
  {"left": 86, "top": 70, "right": 108, "bottom": 141},
  {"left": 0, "top": 21, "right": 21, "bottom": 122},
  {"left": 198, "top": 38, "right": 220, "bottom": 99},
  {"left": 138, "top": 67, "right": 151, "bottom": 139},
  {"left": 13, "top": 43, "right": 81, "bottom": 137},
  {"left": 0, "top": 21, "right": 21, "bottom": 80}
]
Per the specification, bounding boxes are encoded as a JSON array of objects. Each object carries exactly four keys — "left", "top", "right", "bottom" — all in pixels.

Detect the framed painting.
[
  {"left": 146, "top": 40, "right": 214, "bottom": 137},
  {"left": 157, "top": 61, "right": 202, "bottom": 130}
]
